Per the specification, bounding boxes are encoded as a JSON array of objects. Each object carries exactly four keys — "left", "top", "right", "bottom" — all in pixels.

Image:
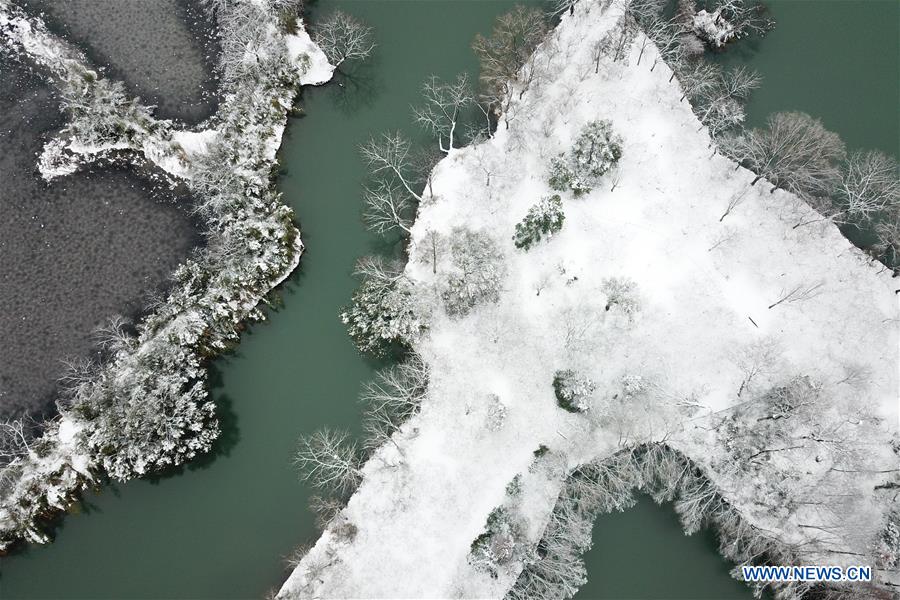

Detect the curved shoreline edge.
[
  {"left": 0, "top": 0, "right": 333, "bottom": 550},
  {"left": 280, "top": 1, "right": 898, "bottom": 598}
]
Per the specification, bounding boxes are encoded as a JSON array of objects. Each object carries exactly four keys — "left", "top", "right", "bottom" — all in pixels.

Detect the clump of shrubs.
[
  {"left": 485, "top": 394, "right": 508, "bottom": 431},
  {"left": 553, "top": 369, "right": 595, "bottom": 413},
  {"left": 600, "top": 276, "right": 640, "bottom": 317},
  {"left": 341, "top": 272, "right": 425, "bottom": 356},
  {"left": 441, "top": 228, "right": 506, "bottom": 318},
  {"left": 513, "top": 195, "right": 565, "bottom": 250},
  {"left": 549, "top": 120, "right": 623, "bottom": 196}
]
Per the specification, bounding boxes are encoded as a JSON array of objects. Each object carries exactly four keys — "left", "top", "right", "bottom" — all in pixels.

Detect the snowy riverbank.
[
  {"left": 0, "top": 0, "right": 333, "bottom": 549},
  {"left": 280, "top": 1, "right": 898, "bottom": 597}
]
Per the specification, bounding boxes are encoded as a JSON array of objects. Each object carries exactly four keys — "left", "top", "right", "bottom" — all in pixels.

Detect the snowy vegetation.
[
  {"left": 280, "top": 1, "right": 898, "bottom": 598},
  {"left": 0, "top": 0, "right": 334, "bottom": 549},
  {"left": 547, "top": 120, "right": 623, "bottom": 196},
  {"left": 513, "top": 195, "right": 565, "bottom": 250},
  {"left": 552, "top": 370, "right": 595, "bottom": 413}
]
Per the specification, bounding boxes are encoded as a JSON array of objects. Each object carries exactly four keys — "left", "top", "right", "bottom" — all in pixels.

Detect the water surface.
[{"left": 2, "top": 1, "right": 894, "bottom": 598}]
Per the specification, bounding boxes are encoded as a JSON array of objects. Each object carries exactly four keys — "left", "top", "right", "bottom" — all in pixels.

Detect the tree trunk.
[{"left": 751, "top": 174, "right": 762, "bottom": 186}]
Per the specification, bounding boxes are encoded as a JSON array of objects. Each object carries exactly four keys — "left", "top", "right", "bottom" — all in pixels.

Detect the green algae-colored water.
[{"left": 2, "top": 1, "right": 895, "bottom": 598}]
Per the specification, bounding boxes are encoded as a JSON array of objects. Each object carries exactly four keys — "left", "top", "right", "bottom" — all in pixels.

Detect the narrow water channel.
[{"left": 2, "top": 1, "right": 896, "bottom": 599}]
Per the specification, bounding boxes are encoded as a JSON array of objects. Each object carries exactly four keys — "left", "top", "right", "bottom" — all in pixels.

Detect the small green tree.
[{"left": 513, "top": 195, "right": 565, "bottom": 250}]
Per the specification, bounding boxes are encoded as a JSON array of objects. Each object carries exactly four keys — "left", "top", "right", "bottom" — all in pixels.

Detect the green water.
[
  {"left": 2, "top": 1, "right": 896, "bottom": 599},
  {"left": 713, "top": 0, "right": 899, "bottom": 156}
]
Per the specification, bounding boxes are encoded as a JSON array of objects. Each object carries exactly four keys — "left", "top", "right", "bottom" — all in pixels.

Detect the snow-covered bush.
[
  {"left": 341, "top": 274, "right": 425, "bottom": 357},
  {"left": 692, "top": 9, "right": 735, "bottom": 48},
  {"left": 875, "top": 510, "right": 900, "bottom": 570},
  {"left": 469, "top": 505, "right": 531, "bottom": 578},
  {"left": 600, "top": 276, "right": 640, "bottom": 316},
  {"left": 513, "top": 195, "right": 565, "bottom": 250},
  {"left": 620, "top": 373, "right": 649, "bottom": 401},
  {"left": 548, "top": 120, "right": 622, "bottom": 196},
  {"left": 485, "top": 394, "right": 508, "bottom": 432},
  {"left": 552, "top": 369, "right": 595, "bottom": 413},
  {"left": 441, "top": 228, "right": 506, "bottom": 318},
  {"left": 679, "top": 0, "right": 774, "bottom": 49}
]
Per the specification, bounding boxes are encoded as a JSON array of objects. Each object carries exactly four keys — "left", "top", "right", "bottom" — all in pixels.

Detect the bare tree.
[
  {"left": 413, "top": 74, "right": 473, "bottom": 153},
  {"left": 308, "top": 495, "right": 344, "bottom": 530},
  {"left": 0, "top": 419, "right": 33, "bottom": 465},
  {"left": 728, "top": 112, "right": 846, "bottom": 197},
  {"left": 767, "top": 281, "right": 825, "bottom": 310},
  {"left": 360, "top": 355, "right": 429, "bottom": 452},
  {"left": 360, "top": 132, "right": 423, "bottom": 202},
  {"left": 647, "top": 20, "right": 684, "bottom": 72},
  {"left": 719, "top": 187, "right": 750, "bottom": 221},
  {"left": 875, "top": 209, "right": 900, "bottom": 266},
  {"left": 472, "top": 6, "right": 548, "bottom": 127},
  {"left": 834, "top": 151, "right": 900, "bottom": 225},
  {"left": 92, "top": 314, "right": 134, "bottom": 354},
  {"left": 352, "top": 255, "right": 406, "bottom": 292},
  {"left": 732, "top": 337, "right": 781, "bottom": 398},
  {"left": 693, "top": 66, "right": 761, "bottom": 139},
  {"left": 416, "top": 229, "right": 447, "bottom": 274},
  {"left": 294, "top": 428, "right": 362, "bottom": 496},
  {"left": 548, "top": 0, "right": 579, "bottom": 18},
  {"left": 677, "top": 61, "right": 720, "bottom": 103},
  {"left": 637, "top": 17, "right": 676, "bottom": 66},
  {"left": 362, "top": 181, "right": 415, "bottom": 235},
  {"left": 311, "top": 10, "right": 375, "bottom": 70}
]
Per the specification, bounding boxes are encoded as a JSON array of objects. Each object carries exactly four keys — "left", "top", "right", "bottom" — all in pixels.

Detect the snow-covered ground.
[{"left": 280, "top": 1, "right": 898, "bottom": 597}]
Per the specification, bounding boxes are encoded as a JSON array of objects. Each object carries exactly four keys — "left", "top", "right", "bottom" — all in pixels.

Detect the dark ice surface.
[
  {"left": 0, "top": 55, "right": 199, "bottom": 422},
  {"left": 20, "top": 0, "right": 221, "bottom": 124}
]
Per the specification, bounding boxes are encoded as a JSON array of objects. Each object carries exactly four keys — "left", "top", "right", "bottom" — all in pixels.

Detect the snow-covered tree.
[
  {"left": 682, "top": 0, "right": 774, "bottom": 48},
  {"left": 441, "top": 229, "right": 507, "bottom": 318},
  {"left": 294, "top": 428, "right": 362, "bottom": 496},
  {"left": 548, "top": 120, "right": 623, "bottom": 196},
  {"left": 485, "top": 394, "right": 508, "bottom": 432},
  {"left": 875, "top": 509, "right": 900, "bottom": 570},
  {"left": 472, "top": 6, "right": 548, "bottom": 127},
  {"left": 311, "top": 10, "right": 375, "bottom": 70},
  {"left": 600, "top": 276, "right": 640, "bottom": 316},
  {"left": 513, "top": 195, "right": 565, "bottom": 250},
  {"left": 470, "top": 505, "right": 531, "bottom": 577},
  {"left": 552, "top": 369, "right": 595, "bottom": 413},
  {"left": 341, "top": 257, "right": 426, "bottom": 356},
  {"left": 413, "top": 74, "right": 474, "bottom": 153},
  {"left": 725, "top": 111, "right": 846, "bottom": 197}
]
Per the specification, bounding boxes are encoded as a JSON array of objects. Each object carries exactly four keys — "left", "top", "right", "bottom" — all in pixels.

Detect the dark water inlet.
[{"left": 1, "top": 1, "right": 896, "bottom": 598}]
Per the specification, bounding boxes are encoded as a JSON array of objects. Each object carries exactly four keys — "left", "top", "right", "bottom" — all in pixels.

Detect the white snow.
[
  {"left": 280, "top": 1, "right": 899, "bottom": 597},
  {"left": 287, "top": 22, "right": 334, "bottom": 87}
]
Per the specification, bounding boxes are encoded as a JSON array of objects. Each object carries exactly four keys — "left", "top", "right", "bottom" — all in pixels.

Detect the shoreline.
[{"left": 0, "top": 0, "right": 334, "bottom": 551}]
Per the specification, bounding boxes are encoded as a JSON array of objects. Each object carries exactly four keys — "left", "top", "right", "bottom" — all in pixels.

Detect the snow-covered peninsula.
[
  {"left": 280, "top": 1, "right": 899, "bottom": 598},
  {"left": 0, "top": 0, "right": 333, "bottom": 549}
]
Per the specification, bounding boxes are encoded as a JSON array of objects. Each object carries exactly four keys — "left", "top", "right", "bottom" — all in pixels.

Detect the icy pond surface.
[
  {"left": 0, "top": 55, "right": 198, "bottom": 423},
  {"left": 20, "top": 0, "right": 220, "bottom": 124},
  {"left": 1, "top": 1, "right": 896, "bottom": 598}
]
